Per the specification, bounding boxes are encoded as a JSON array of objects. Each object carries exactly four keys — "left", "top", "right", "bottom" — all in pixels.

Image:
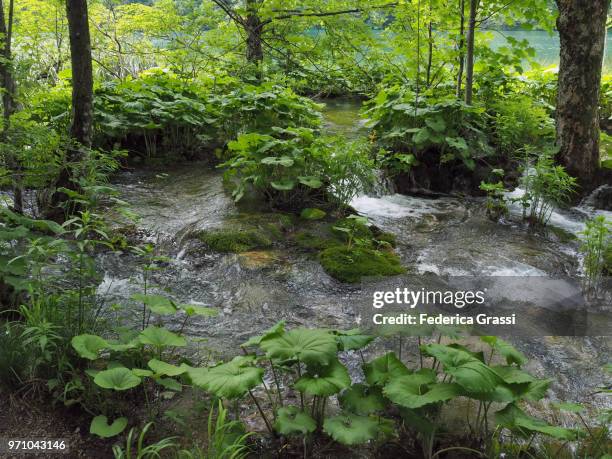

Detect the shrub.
[
  {"left": 366, "top": 86, "right": 493, "bottom": 173},
  {"left": 518, "top": 152, "right": 577, "bottom": 226},
  {"left": 319, "top": 246, "right": 405, "bottom": 283},
  {"left": 220, "top": 128, "right": 374, "bottom": 210},
  {"left": 579, "top": 216, "right": 611, "bottom": 291},
  {"left": 491, "top": 95, "right": 555, "bottom": 155}
]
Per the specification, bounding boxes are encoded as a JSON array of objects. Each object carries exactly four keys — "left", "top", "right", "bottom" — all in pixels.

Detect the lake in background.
[{"left": 488, "top": 30, "right": 612, "bottom": 71}]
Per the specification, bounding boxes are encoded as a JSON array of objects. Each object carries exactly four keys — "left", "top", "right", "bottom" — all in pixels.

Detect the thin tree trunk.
[
  {"left": 555, "top": 0, "right": 609, "bottom": 189},
  {"left": 426, "top": 14, "right": 433, "bottom": 86},
  {"left": 455, "top": 0, "right": 465, "bottom": 98},
  {"left": 47, "top": 0, "right": 93, "bottom": 220},
  {"left": 0, "top": 0, "right": 21, "bottom": 213},
  {"left": 245, "top": 0, "right": 263, "bottom": 64},
  {"left": 464, "top": 0, "right": 478, "bottom": 105}
]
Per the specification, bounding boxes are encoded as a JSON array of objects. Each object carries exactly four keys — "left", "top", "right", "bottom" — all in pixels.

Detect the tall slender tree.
[
  {"left": 47, "top": 0, "right": 93, "bottom": 220},
  {"left": 0, "top": 0, "right": 20, "bottom": 213},
  {"left": 463, "top": 0, "right": 478, "bottom": 105},
  {"left": 555, "top": 0, "right": 610, "bottom": 189}
]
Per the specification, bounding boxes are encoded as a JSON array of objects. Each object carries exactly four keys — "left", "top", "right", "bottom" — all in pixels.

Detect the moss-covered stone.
[
  {"left": 375, "top": 231, "right": 397, "bottom": 247},
  {"left": 197, "top": 229, "right": 272, "bottom": 253},
  {"left": 300, "top": 208, "right": 327, "bottom": 220},
  {"left": 293, "top": 231, "right": 339, "bottom": 251},
  {"left": 319, "top": 246, "right": 405, "bottom": 283},
  {"left": 331, "top": 217, "right": 373, "bottom": 243}
]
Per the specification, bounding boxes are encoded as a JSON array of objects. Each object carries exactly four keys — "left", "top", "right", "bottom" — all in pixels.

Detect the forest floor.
[{"left": 0, "top": 391, "right": 112, "bottom": 458}]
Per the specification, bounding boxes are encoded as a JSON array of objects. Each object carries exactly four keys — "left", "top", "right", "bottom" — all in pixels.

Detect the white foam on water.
[{"left": 351, "top": 193, "right": 453, "bottom": 219}]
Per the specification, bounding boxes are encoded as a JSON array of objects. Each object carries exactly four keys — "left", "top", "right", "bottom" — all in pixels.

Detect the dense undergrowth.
[{"left": 1, "top": 1, "right": 612, "bottom": 457}]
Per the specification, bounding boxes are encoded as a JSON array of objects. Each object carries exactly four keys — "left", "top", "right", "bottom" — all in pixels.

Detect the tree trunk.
[
  {"left": 46, "top": 0, "right": 93, "bottom": 220},
  {"left": 0, "top": 0, "right": 21, "bottom": 213},
  {"left": 555, "top": 0, "right": 609, "bottom": 189},
  {"left": 455, "top": 0, "right": 465, "bottom": 98},
  {"left": 245, "top": 0, "right": 263, "bottom": 64},
  {"left": 464, "top": 0, "right": 478, "bottom": 105}
]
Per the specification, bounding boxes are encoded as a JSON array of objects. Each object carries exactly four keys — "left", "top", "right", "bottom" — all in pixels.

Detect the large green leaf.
[
  {"left": 294, "top": 358, "right": 350, "bottom": 396},
  {"left": 131, "top": 294, "right": 177, "bottom": 315},
  {"left": 363, "top": 352, "right": 410, "bottom": 386},
  {"left": 298, "top": 176, "right": 323, "bottom": 188},
  {"left": 384, "top": 370, "right": 461, "bottom": 409},
  {"left": 90, "top": 415, "right": 128, "bottom": 438},
  {"left": 71, "top": 334, "right": 108, "bottom": 360},
  {"left": 260, "top": 328, "right": 337, "bottom": 365},
  {"left": 148, "top": 359, "right": 187, "bottom": 376},
  {"left": 495, "top": 403, "right": 578, "bottom": 440},
  {"left": 139, "top": 326, "right": 186, "bottom": 348},
  {"left": 270, "top": 179, "right": 295, "bottom": 191},
  {"left": 480, "top": 336, "right": 527, "bottom": 366},
  {"left": 260, "top": 156, "right": 294, "bottom": 167},
  {"left": 94, "top": 367, "right": 141, "bottom": 391},
  {"left": 333, "top": 329, "right": 374, "bottom": 351},
  {"left": 340, "top": 384, "right": 386, "bottom": 415},
  {"left": 274, "top": 406, "right": 316, "bottom": 436},
  {"left": 422, "top": 344, "right": 502, "bottom": 392},
  {"left": 323, "top": 413, "right": 381, "bottom": 446},
  {"left": 241, "top": 321, "right": 285, "bottom": 348},
  {"left": 191, "top": 356, "right": 263, "bottom": 399}
]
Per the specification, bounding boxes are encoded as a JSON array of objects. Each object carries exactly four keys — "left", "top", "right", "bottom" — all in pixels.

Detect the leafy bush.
[
  {"left": 490, "top": 95, "right": 555, "bottom": 155},
  {"left": 25, "top": 70, "right": 322, "bottom": 161},
  {"left": 366, "top": 86, "right": 493, "bottom": 173},
  {"left": 518, "top": 152, "right": 577, "bottom": 226},
  {"left": 220, "top": 128, "right": 374, "bottom": 210},
  {"left": 579, "top": 216, "right": 611, "bottom": 291}
]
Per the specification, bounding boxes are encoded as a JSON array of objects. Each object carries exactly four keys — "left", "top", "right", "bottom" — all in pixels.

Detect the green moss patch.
[
  {"left": 319, "top": 246, "right": 405, "bottom": 283},
  {"left": 293, "top": 231, "right": 339, "bottom": 251},
  {"left": 197, "top": 229, "right": 272, "bottom": 253}
]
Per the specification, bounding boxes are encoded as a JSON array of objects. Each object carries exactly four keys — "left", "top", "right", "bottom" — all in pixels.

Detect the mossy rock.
[
  {"left": 238, "top": 251, "right": 280, "bottom": 269},
  {"left": 331, "top": 217, "right": 373, "bottom": 242},
  {"left": 319, "top": 246, "right": 405, "bottom": 283},
  {"left": 293, "top": 231, "right": 339, "bottom": 251},
  {"left": 300, "top": 208, "right": 327, "bottom": 220},
  {"left": 197, "top": 229, "right": 272, "bottom": 253},
  {"left": 374, "top": 231, "right": 397, "bottom": 247}
]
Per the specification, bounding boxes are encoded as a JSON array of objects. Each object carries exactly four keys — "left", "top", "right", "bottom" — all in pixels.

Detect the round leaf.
[
  {"left": 139, "top": 326, "right": 186, "bottom": 348},
  {"left": 71, "top": 334, "right": 108, "bottom": 360},
  {"left": 260, "top": 328, "right": 337, "bottom": 366},
  {"left": 323, "top": 413, "right": 380, "bottom": 445},
  {"left": 294, "top": 358, "right": 351, "bottom": 396},
  {"left": 274, "top": 406, "right": 316, "bottom": 436},
  {"left": 90, "top": 415, "right": 128, "bottom": 438},
  {"left": 340, "top": 384, "right": 386, "bottom": 415},
  {"left": 94, "top": 367, "right": 141, "bottom": 391}
]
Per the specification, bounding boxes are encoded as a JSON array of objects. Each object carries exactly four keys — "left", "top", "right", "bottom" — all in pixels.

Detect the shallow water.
[{"left": 101, "top": 99, "right": 610, "bottom": 408}]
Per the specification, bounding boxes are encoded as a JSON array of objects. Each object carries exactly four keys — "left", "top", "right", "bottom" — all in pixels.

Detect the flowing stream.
[{"left": 100, "top": 99, "right": 610, "bottom": 410}]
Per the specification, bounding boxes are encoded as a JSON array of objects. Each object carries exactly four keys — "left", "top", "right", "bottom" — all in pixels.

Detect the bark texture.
[
  {"left": 464, "top": 0, "right": 478, "bottom": 105},
  {"left": 45, "top": 0, "right": 93, "bottom": 220},
  {"left": 245, "top": 0, "right": 263, "bottom": 63},
  {"left": 555, "top": 0, "right": 609, "bottom": 189}
]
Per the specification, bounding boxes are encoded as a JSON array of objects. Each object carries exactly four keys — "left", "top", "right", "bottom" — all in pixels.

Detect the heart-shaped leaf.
[
  {"left": 340, "top": 384, "right": 386, "bottom": 415},
  {"left": 260, "top": 328, "right": 337, "bottom": 366},
  {"left": 274, "top": 406, "right": 316, "bottom": 436},
  {"left": 298, "top": 176, "right": 323, "bottom": 188},
  {"left": 131, "top": 294, "right": 177, "bottom": 315},
  {"left": 294, "top": 358, "right": 350, "bottom": 396},
  {"left": 384, "top": 374, "right": 461, "bottom": 409},
  {"left": 363, "top": 352, "right": 410, "bottom": 386},
  {"left": 139, "top": 326, "right": 186, "bottom": 348},
  {"left": 323, "top": 413, "right": 381, "bottom": 445},
  {"left": 90, "top": 415, "right": 128, "bottom": 438},
  {"left": 71, "top": 334, "right": 108, "bottom": 360},
  {"left": 191, "top": 356, "right": 263, "bottom": 399},
  {"left": 94, "top": 367, "right": 141, "bottom": 391}
]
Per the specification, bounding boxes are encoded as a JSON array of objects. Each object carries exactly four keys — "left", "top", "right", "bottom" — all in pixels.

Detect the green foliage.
[
  {"left": 579, "top": 216, "right": 611, "bottom": 291},
  {"left": 490, "top": 95, "right": 554, "bottom": 154},
  {"left": 323, "top": 413, "right": 388, "bottom": 445},
  {"left": 367, "top": 87, "right": 492, "bottom": 173},
  {"left": 189, "top": 356, "right": 263, "bottom": 399},
  {"left": 518, "top": 152, "right": 577, "bottom": 226},
  {"left": 112, "top": 422, "right": 178, "bottom": 459},
  {"left": 300, "top": 208, "right": 326, "bottom": 220},
  {"left": 319, "top": 246, "right": 405, "bottom": 283},
  {"left": 220, "top": 128, "right": 373, "bottom": 209},
  {"left": 480, "top": 177, "right": 509, "bottom": 222},
  {"left": 274, "top": 406, "right": 317, "bottom": 436},
  {"left": 90, "top": 415, "right": 128, "bottom": 438},
  {"left": 196, "top": 229, "right": 272, "bottom": 253}
]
